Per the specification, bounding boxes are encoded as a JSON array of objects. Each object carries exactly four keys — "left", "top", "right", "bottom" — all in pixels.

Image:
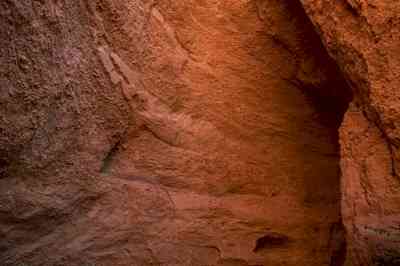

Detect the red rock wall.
[
  {"left": 0, "top": 0, "right": 131, "bottom": 263},
  {"left": 299, "top": 1, "right": 400, "bottom": 265},
  {"left": 1, "top": 0, "right": 398, "bottom": 266}
]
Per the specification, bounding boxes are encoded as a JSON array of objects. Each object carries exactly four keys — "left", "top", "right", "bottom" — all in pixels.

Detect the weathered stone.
[
  {"left": 298, "top": 1, "right": 400, "bottom": 265},
  {"left": 2, "top": 0, "right": 398, "bottom": 265}
]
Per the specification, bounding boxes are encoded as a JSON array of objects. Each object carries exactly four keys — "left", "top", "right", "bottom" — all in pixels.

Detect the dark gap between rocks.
[{"left": 284, "top": 1, "right": 353, "bottom": 265}]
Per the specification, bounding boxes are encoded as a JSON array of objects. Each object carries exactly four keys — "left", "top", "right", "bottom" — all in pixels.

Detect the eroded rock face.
[
  {"left": 0, "top": 0, "right": 130, "bottom": 263},
  {"left": 298, "top": 1, "right": 400, "bottom": 265},
  {"left": 2, "top": 0, "right": 396, "bottom": 266}
]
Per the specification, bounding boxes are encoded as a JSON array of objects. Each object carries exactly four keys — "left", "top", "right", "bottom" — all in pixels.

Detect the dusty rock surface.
[{"left": 2, "top": 0, "right": 397, "bottom": 266}]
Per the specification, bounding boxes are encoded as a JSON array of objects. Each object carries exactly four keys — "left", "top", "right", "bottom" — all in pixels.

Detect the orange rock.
[
  {"left": 3, "top": 0, "right": 397, "bottom": 265},
  {"left": 299, "top": 0, "right": 400, "bottom": 265}
]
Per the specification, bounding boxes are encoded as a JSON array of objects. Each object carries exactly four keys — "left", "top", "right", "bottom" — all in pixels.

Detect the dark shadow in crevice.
[
  {"left": 283, "top": 1, "right": 353, "bottom": 265},
  {"left": 285, "top": 0, "right": 353, "bottom": 132},
  {"left": 253, "top": 232, "right": 291, "bottom": 253},
  {"left": 329, "top": 221, "right": 348, "bottom": 266},
  {"left": 100, "top": 138, "right": 122, "bottom": 174}
]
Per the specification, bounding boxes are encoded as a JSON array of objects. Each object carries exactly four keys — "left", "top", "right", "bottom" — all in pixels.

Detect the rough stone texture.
[
  {"left": 3, "top": 0, "right": 398, "bottom": 266},
  {"left": 298, "top": 0, "right": 400, "bottom": 265},
  {"left": 0, "top": 0, "right": 131, "bottom": 264}
]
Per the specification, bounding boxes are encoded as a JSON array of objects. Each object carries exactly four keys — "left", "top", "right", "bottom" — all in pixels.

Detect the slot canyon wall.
[
  {"left": 300, "top": 1, "right": 400, "bottom": 265},
  {"left": 0, "top": 0, "right": 398, "bottom": 266}
]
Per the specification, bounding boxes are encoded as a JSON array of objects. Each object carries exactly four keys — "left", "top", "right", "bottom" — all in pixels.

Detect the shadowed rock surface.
[
  {"left": 299, "top": 1, "right": 400, "bottom": 265},
  {"left": 0, "top": 0, "right": 397, "bottom": 266}
]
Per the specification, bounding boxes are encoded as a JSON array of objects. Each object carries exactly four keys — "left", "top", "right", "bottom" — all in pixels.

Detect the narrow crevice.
[
  {"left": 287, "top": 0, "right": 353, "bottom": 130},
  {"left": 288, "top": 1, "right": 354, "bottom": 265},
  {"left": 329, "top": 222, "right": 348, "bottom": 266},
  {"left": 100, "top": 138, "right": 122, "bottom": 174}
]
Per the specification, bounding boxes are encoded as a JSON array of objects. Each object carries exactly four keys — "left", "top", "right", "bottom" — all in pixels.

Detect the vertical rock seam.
[{"left": 299, "top": 0, "right": 400, "bottom": 265}]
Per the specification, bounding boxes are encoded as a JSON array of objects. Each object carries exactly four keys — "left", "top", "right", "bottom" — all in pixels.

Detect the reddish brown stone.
[
  {"left": 1, "top": 1, "right": 398, "bottom": 266},
  {"left": 299, "top": 0, "right": 400, "bottom": 265}
]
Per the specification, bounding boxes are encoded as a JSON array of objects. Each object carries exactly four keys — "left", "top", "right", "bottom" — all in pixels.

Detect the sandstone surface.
[
  {"left": 1, "top": 1, "right": 398, "bottom": 266},
  {"left": 299, "top": 1, "right": 400, "bottom": 265}
]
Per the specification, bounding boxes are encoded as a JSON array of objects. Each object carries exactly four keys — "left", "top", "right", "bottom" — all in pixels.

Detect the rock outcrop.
[
  {"left": 0, "top": 0, "right": 398, "bottom": 266},
  {"left": 299, "top": 1, "right": 400, "bottom": 265}
]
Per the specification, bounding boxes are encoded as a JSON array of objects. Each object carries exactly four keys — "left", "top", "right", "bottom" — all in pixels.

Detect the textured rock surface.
[
  {"left": 2, "top": 0, "right": 398, "bottom": 265},
  {"left": 0, "top": 0, "right": 131, "bottom": 264},
  {"left": 298, "top": 1, "right": 400, "bottom": 265}
]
